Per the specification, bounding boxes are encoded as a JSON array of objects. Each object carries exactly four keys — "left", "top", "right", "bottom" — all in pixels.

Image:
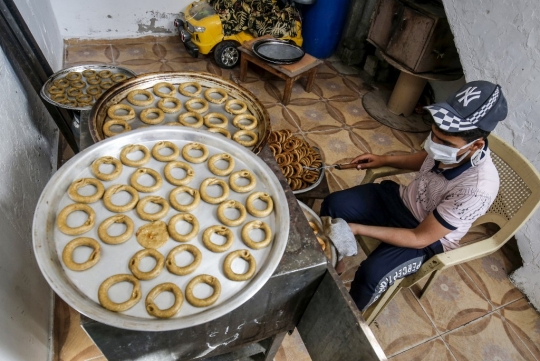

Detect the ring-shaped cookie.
[
  {"left": 246, "top": 192, "right": 274, "bottom": 217},
  {"left": 68, "top": 178, "right": 105, "bottom": 203},
  {"left": 233, "top": 130, "right": 258, "bottom": 147},
  {"left": 52, "top": 94, "right": 68, "bottom": 102},
  {"left": 127, "top": 89, "right": 154, "bottom": 106},
  {"left": 54, "top": 78, "right": 70, "bottom": 88},
  {"left": 179, "top": 82, "right": 202, "bottom": 97},
  {"left": 223, "top": 249, "right": 257, "bottom": 281},
  {"left": 62, "top": 237, "right": 101, "bottom": 271},
  {"left": 157, "top": 97, "right": 182, "bottom": 113},
  {"left": 49, "top": 86, "right": 65, "bottom": 95},
  {"left": 203, "top": 112, "right": 228, "bottom": 129},
  {"left": 182, "top": 142, "right": 209, "bottom": 163},
  {"left": 204, "top": 88, "right": 228, "bottom": 104},
  {"left": 217, "top": 200, "right": 247, "bottom": 227},
  {"left": 166, "top": 244, "right": 202, "bottom": 276},
  {"left": 200, "top": 178, "right": 230, "bottom": 204},
  {"left": 232, "top": 114, "right": 258, "bottom": 130},
  {"left": 87, "top": 77, "right": 101, "bottom": 85},
  {"left": 98, "top": 215, "right": 134, "bottom": 244},
  {"left": 91, "top": 156, "right": 123, "bottom": 181},
  {"left": 98, "top": 274, "right": 141, "bottom": 312},
  {"left": 207, "top": 127, "right": 232, "bottom": 139},
  {"left": 86, "top": 85, "right": 101, "bottom": 96},
  {"left": 107, "top": 104, "right": 135, "bottom": 121},
  {"left": 207, "top": 153, "right": 235, "bottom": 176},
  {"left": 241, "top": 220, "right": 273, "bottom": 249},
  {"left": 225, "top": 99, "right": 248, "bottom": 115},
  {"left": 178, "top": 111, "right": 204, "bottom": 128},
  {"left": 62, "top": 100, "right": 78, "bottom": 107},
  {"left": 57, "top": 203, "right": 95, "bottom": 236},
  {"left": 202, "top": 225, "right": 234, "bottom": 253},
  {"left": 130, "top": 167, "right": 163, "bottom": 192},
  {"left": 153, "top": 82, "right": 176, "bottom": 98},
  {"left": 70, "top": 80, "right": 86, "bottom": 89},
  {"left": 136, "top": 196, "right": 170, "bottom": 221},
  {"left": 76, "top": 94, "right": 93, "bottom": 103},
  {"left": 184, "top": 98, "right": 209, "bottom": 114},
  {"left": 67, "top": 88, "right": 82, "bottom": 97},
  {"left": 120, "top": 144, "right": 151, "bottom": 167},
  {"left": 65, "top": 72, "right": 82, "bottom": 81},
  {"left": 168, "top": 213, "right": 199, "bottom": 242},
  {"left": 185, "top": 274, "right": 221, "bottom": 307},
  {"left": 100, "top": 80, "right": 114, "bottom": 90},
  {"left": 98, "top": 70, "right": 112, "bottom": 78},
  {"left": 169, "top": 186, "right": 200, "bottom": 212},
  {"left": 103, "top": 119, "right": 132, "bottom": 137},
  {"left": 152, "top": 141, "right": 180, "bottom": 162},
  {"left": 164, "top": 161, "right": 195, "bottom": 186},
  {"left": 82, "top": 69, "right": 96, "bottom": 78},
  {"left": 129, "top": 248, "right": 165, "bottom": 280},
  {"left": 140, "top": 107, "right": 165, "bottom": 125},
  {"left": 103, "top": 184, "right": 140, "bottom": 213},
  {"left": 146, "top": 283, "right": 183, "bottom": 318},
  {"left": 229, "top": 170, "right": 257, "bottom": 193},
  {"left": 111, "top": 73, "right": 127, "bottom": 83}
]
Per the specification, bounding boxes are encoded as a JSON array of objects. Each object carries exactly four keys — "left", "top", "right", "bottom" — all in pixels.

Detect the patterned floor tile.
[
  {"left": 65, "top": 44, "right": 114, "bottom": 66},
  {"left": 266, "top": 104, "right": 301, "bottom": 133},
  {"left": 304, "top": 130, "right": 368, "bottom": 167},
  {"left": 500, "top": 298, "right": 540, "bottom": 359},
  {"left": 443, "top": 311, "right": 536, "bottom": 361},
  {"left": 389, "top": 337, "right": 456, "bottom": 361},
  {"left": 288, "top": 99, "right": 344, "bottom": 131}
]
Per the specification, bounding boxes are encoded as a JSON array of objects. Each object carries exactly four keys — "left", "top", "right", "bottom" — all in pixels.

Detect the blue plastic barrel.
[{"left": 300, "top": 0, "right": 352, "bottom": 58}]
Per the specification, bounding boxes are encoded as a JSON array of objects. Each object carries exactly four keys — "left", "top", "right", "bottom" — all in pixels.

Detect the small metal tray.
[
  {"left": 292, "top": 147, "right": 325, "bottom": 195},
  {"left": 41, "top": 64, "right": 137, "bottom": 111},
  {"left": 252, "top": 39, "right": 305, "bottom": 65},
  {"left": 297, "top": 201, "right": 337, "bottom": 267}
]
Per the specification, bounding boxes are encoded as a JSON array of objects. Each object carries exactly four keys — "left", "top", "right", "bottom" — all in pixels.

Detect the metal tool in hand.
[{"left": 304, "top": 160, "right": 368, "bottom": 171}]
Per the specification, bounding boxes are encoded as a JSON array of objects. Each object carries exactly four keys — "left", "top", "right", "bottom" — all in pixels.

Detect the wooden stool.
[{"left": 238, "top": 41, "right": 322, "bottom": 105}]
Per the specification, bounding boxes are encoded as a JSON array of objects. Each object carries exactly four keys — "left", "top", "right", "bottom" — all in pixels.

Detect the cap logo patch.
[{"left": 456, "top": 87, "right": 482, "bottom": 107}]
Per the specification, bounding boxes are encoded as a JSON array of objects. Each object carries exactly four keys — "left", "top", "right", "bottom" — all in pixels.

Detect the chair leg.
[
  {"left": 362, "top": 278, "right": 404, "bottom": 325},
  {"left": 419, "top": 270, "right": 442, "bottom": 299}
]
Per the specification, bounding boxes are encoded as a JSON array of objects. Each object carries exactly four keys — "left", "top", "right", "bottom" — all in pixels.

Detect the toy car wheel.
[{"left": 214, "top": 41, "right": 239, "bottom": 69}]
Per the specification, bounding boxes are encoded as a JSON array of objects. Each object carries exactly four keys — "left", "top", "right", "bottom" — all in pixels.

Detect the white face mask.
[{"left": 424, "top": 132, "right": 479, "bottom": 165}]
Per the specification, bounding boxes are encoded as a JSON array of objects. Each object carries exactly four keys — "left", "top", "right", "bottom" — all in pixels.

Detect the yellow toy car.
[{"left": 174, "top": 0, "right": 303, "bottom": 69}]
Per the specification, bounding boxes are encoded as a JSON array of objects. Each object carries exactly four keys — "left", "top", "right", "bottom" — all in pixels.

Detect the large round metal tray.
[
  {"left": 41, "top": 64, "right": 137, "bottom": 111},
  {"left": 89, "top": 72, "right": 271, "bottom": 154},
  {"left": 33, "top": 127, "right": 289, "bottom": 331}
]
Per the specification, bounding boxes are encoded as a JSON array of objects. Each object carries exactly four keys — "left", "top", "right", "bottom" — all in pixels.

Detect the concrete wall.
[
  {"left": 442, "top": 0, "right": 540, "bottom": 309},
  {"left": 49, "top": 0, "right": 192, "bottom": 40}
]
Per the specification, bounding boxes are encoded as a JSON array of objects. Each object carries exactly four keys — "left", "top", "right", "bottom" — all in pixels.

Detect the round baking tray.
[
  {"left": 33, "top": 127, "right": 289, "bottom": 331},
  {"left": 89, "top": 72, "right": 271, "bottom": 154},
  {"left": 41, "top": 64, "right": 137, "bottom": 111},
  {"left": 252, "top": 39, "right": 305, "bottom": 65},
  {"left": 297, "top": 201, "right": 337, "bottom": 267}
]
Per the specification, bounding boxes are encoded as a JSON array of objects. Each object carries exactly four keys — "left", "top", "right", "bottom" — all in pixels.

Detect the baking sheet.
[
  {"left": 89, "top": 72, "right": 271, "bottom": 154},
  {"left": 33, "top": 127, "right": 289, "bottom": 331}
]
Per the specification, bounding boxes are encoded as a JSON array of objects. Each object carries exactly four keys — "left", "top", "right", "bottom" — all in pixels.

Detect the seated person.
[{"left": 320, "top": 80, "right": 508, "bottom": 311}]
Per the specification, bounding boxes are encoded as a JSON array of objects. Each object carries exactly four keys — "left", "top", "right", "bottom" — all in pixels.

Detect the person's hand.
[{"left": 351, "top": 153, "right": 386, "bottom": 170}]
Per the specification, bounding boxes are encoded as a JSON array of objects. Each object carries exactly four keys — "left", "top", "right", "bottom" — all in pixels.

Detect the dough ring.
[
  {"left": 54, "top": 78, "right": 70, "bottom": 88},
  {"left": 111, "top": 73, "right": 127, "bottom": 83},
  {"left": 91, "top": 156, "right": 123, "bottom": 181},
  {"left": 164, "top": 161, "right": 195, "bottom": 186},
  {"left": 229, "top": 170, "right": 257, "bottom": 193},
  {"left": 103, "top": 119, "right": 132, "bottom": 137},
  {"left": 232, "top": 114, "right": 258, "bottom": 130},
  {"left": 223, "top": 249, "right": 257, "bottom": 281},
  {"left": 157, "top": 97, "right": 182, "bottom": 113},
  {"left": 225, "top": 99, "right": 248, "bottom": 115},
  {"left": 146, "top": 283, "right": 183, "bottom": 318},
  {"left": 98, "top": 215, "right": 134, "bottom": 244},
  {"left": 67, "top": 88, "right": 82, "bottom": 97},
  {"left": 182, "top": 142, "right": 209, "bottom": 163},
  {"left": 178, "top": 111, "right": 204, "bottom": 128},
  {"left": 81, "top": 69, "right": 96, "bottom": 78},
  {"left": 185, "top": 274, "right": 221, "bottom": 307},
  {"left": 246, "top": 192, "right": 274, "bottom": 217},
  {"left": 98, "top": 274, "right": 141, "bottom": 312},
  {"left": 208, "top": 153, "right": 235, "bottom": 176},
  {"left": 200, "top": 178, "right": 230, "bottom": 204},
  {"left": 70, "top": 80, "right": 86, "bottom": 89},
  {"left": 152, "top": 141, "right": 180, "bottom": 162},
  {"left": 57, "top": 203, "right": 95, "bottom": 236},
  {"left": 107, "top": 104, "right": 135, "bottom": 121},
  {"left": 136, "top": 221, "right": 169, "bottom": 249},
  {"left": 169, "top": 186, "right": 200, "bottom": 212},
  {"left": 87, "top": 77, "right": 101, "bottom": 85},
  {"left": 166, "top": 244, "right": 202, "bottom": 276},
  {"left": 86, "top": 85, "right": 101, "bottom": 96},
  {"left": 65, "top": 72, "right": 82, "bottom": 81},
  {"left": 203, "top": 112, "right": 228, "bottom": 128},
  {"left": 241, "top": 220, "right": 273, "bottom": 249},
  {"left": 204, "top": 88, "right": 228, "bottom": 104},
  {"left": 136, "top": 196, "right": 170, "bottom": 221},
  {"left": 140, "top": 108, "right": 165, "bottom": 125},
  {"left": 207, "top": 127, "right": 231, "bottom": 139},
  {"left": 68, "top": 178, "right": 105, "bottom": 203},
  {"left": 103, "top": 184, "right": 140, "bottom": 213},
  {"left": 153, "top": 82, "right": 176, "bottom": 98},
  {"left": 130, "top": 167, "right": 163, "bottom": 192},
  {"left": 76, "top": 94, "right": 93, "bottom": 103},
  {"left": 179, "top": 82, "right": 202, "bottom": 97},
  {"left": 233, "top": 130, "right": 258, "bottom": 147},
  {"left": 202, "top": 225, "right": 234, "bottom": 253},
  {"left": 168, "top": 213, "right": 199, "bottom": 242},
  {"left": 129, "top": 248, "right": 165, "bottom": 280},
  {"left": 62, "top": 237, "right": 101, "bottom": 271},
  {"left": 184, "top": 98, "right": 209, "bottom": 113},
  {"left": 100, "top": 80, "right": 114, "bottom": 90},
  {"left": 217, "top": 200, "right": 247, "bottom": 227},
  {"left": 127, "top": 89, "right": 154, "bottom": 106},
  {"left": 120, "top": 144, "right": 151, "bottom": 167},
  {"left": 98, "top": 70, "right": 112, "bottom": 78}
]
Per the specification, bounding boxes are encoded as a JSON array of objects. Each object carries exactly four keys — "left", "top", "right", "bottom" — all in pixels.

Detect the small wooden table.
[{"left": 238, "top": 45, "right": 322, "bottom": 105}]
